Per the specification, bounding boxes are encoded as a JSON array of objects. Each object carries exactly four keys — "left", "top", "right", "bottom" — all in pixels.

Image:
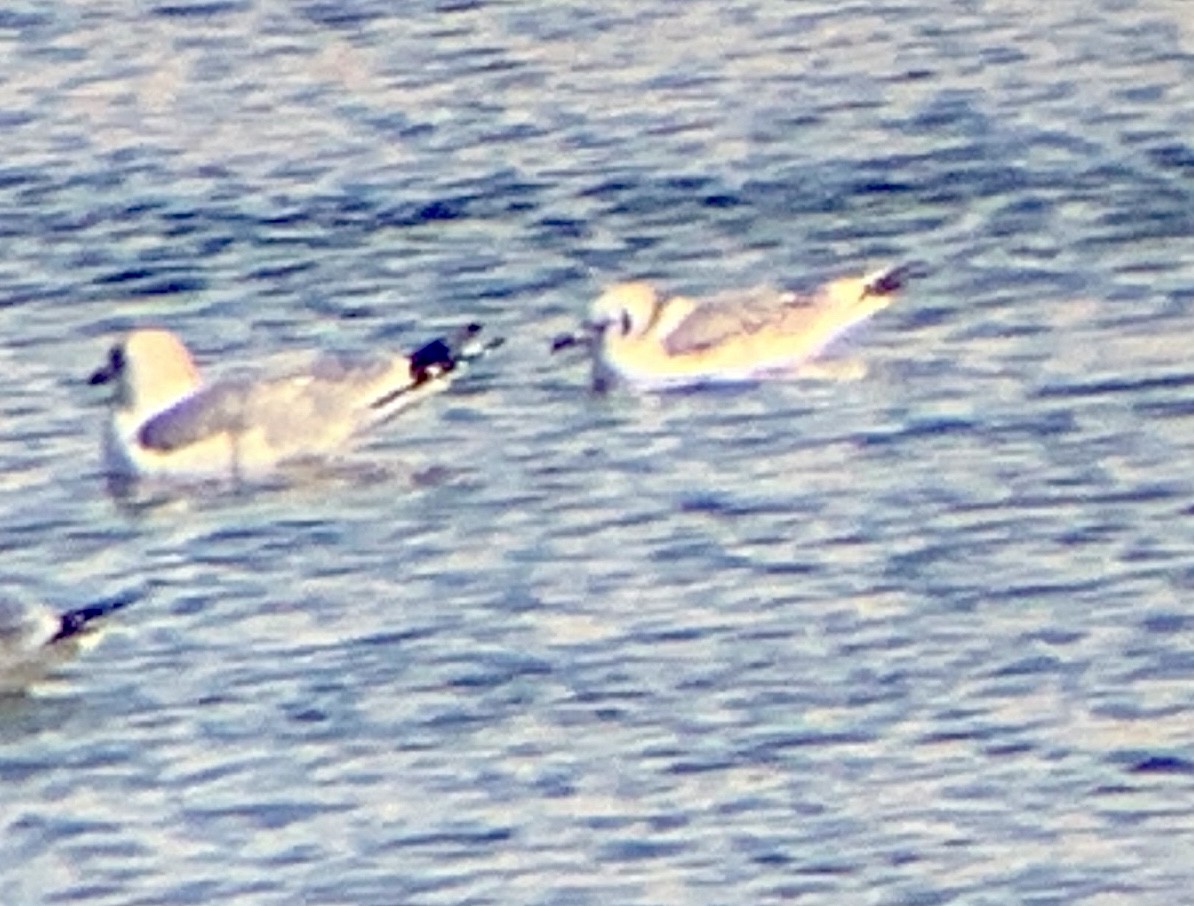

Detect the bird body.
[
  {"left": 90, "top": 325, "right": 498, "bottom": 481},
  {"left": 554, "top": 264, "right": 916, "bottom": 389}
]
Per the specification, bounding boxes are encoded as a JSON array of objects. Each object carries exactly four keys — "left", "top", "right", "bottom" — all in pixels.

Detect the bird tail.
[
  {"left": 861, "top": 261, "right": 929, "bottom": 299},
  {"left": 784, "top": 262, "right": 925, "bottom": 362},
  {"left": 408, "top": 323, "right": 504, "bottom": 384},
  {"left": 368, "top": 323, "right": 503, "bottom": 418},
  {"left": 48, "top": 591, "right": 137, "bottom": 645}
]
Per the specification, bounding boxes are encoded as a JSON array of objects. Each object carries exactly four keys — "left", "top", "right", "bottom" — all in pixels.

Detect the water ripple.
[{"left": 2, "top": 0, "right": 1194, "bottom": 904}]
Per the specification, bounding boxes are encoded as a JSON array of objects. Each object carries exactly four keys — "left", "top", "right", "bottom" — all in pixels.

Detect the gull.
[
  {"left": 89, "top": 323, "right": 501, "bottom": 482},
  {"left": 0, "top": 593, "right": 133, "bottom": 694},
  {"left": 551, "top": 263, "right": 920, "bottom": 389}
]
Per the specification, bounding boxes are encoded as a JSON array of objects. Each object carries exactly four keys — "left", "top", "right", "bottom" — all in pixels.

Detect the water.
[{"left": 1, "top": 0, "right": 1193, "bottom": 902}]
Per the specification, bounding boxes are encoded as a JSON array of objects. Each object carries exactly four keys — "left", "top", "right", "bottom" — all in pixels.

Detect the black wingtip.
[
  {"left": 408, "top": 337, "right": 456, "bottom": 383},
  {"left": 373, "top": 323, "right": 500, "bottom": 409},
  {"left": 47, "top": 592, "right": 137, "bottom": 645},
  {"left": 406, "top": 322, "right": 503, "bottom": 383},
  {"left": 453, "top": 323, "right": 505, "bottom": 359},
  {"left": 864, "top": 261, "right": 930, "bottom": 298}
]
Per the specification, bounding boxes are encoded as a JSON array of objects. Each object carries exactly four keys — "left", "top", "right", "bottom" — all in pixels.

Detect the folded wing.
[
  {"left": 137, "top": 382, "right": 252, "bottom": 452},
  {"left": 136, "top": 324, "right": 497, "bottom": 454},
  {"left": 660, "top": 286, "right": 818, "bottom": 356}
]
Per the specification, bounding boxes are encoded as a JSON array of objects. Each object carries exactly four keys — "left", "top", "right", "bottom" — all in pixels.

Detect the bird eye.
[
  {"left": 620, "top": 310, "right": 633, "bottom": 336},
  {"left": 109, "top": 345, "right": 125, "bottom": 371}
]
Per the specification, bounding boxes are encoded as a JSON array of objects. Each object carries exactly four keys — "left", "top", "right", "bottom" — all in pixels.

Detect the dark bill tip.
[
  {"left": 550, "top": 332, "right": 581, "bottom": 353},
  {"left": 89, "top": 345, "right": 125, "bottom": 386},
  {"left": 88, "top": 366, "right": 113, "bottom": 386}
]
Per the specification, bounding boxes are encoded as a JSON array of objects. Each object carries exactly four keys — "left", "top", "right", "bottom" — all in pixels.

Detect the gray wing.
[
  {"left": 137, "top": 357, "right": 402, "bottom": 453},
  {"left": 137, "top": 382, "right": 253, "bottom": 452},
  {"left": 241, "top": 355, "right": 401, "bottom": 448},
  {"left": 662, "top": 286, "right": 817, "bottom": 355},
  {"left": 138, "top": 326, "right": 496, "bottom": 455}
]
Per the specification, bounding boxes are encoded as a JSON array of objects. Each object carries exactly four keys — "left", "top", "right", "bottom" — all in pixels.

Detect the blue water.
[{"left": 1, "top": 0, "right": 1193, "bottom": 903}]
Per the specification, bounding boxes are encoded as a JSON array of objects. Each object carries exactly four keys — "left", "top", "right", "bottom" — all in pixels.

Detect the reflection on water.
[{"left": 1, "top": 0, "right": 1194, "bottom": 903}]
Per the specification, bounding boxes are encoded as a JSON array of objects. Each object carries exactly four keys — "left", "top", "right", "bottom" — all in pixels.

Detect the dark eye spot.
[
  {"left": 110, "top": 345, "right": 125, "bottom": 371},
  {"left": 620, "top": 310, "right": 633, "bottom": 336}
]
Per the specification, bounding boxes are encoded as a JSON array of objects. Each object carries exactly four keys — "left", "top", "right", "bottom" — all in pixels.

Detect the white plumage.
[
  {"left": 554, "top": 264, "right": 918, "bottom": 389},
  {"left": 89, "top": 324, "right": 499, "bottom": 482}
]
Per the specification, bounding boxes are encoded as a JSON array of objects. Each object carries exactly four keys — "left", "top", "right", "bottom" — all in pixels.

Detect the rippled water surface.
[{"left": 2, "top": 0, "right": 1193, "bottom": 903}]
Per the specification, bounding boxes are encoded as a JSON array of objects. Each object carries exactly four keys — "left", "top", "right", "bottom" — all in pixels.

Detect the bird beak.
[
  {"left": 89, "top": 345, "right": 127, "bottom": 386},
  {"left": 549, "top": 320, "right": 605, "bottom": 354},
  {"left": 88, "top": 363, "right": 115, "bottom": 386},
  {"left": 549, "top": 332, "right": 582, "bottom": 353}
]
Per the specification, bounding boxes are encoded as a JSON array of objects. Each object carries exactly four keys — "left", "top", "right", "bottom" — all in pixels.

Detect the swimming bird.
[
  {"left": 551, "top": 263, "right": 919, "bottom": 389},
  {"left": 89, "top": 323, "right": 501, "bottom": 482},
  {"left": 0, "top": 593, "right": 133, "bottom": 694}
]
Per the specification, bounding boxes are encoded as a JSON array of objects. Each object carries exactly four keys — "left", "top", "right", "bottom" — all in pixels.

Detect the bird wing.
[
  {"left": 359, "top": 323, "right": 499, "bottom": 426},
  {"left": 136, "top": 357, "right": 403, "bottom": 453},
  {"left": 47, "top": 593, "right": 136, "bottom": 645},
  {"left": 138, "top": 325, "right": 498, "bottom": 454},
  {"left": 660, "top": 286, "right": 819, "bottom": 356},
  {"left": 136, "top": 381, "right": 253, "bottom": 452},
  {"left": 244, "top": 355, "right": 402, "bottom": 449}
]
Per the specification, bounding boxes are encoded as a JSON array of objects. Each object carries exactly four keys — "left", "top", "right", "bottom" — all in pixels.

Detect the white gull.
[
  {"left": 89, "top": 323, "right": 500, "bottom": 482},
  {"left": 552, "top": 263, "right": 920, "bottom": 390}
]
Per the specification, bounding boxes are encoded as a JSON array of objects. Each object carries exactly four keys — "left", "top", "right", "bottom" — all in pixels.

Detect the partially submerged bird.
[
  {"left": 551, "top": 264, "right": 920, "bottom": 389},
  {"left": 0, "top": 593, "right": 133, "bottom": 695},
  {"left": 89, "top": 323, "right": 501, "bottom": 483}
]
